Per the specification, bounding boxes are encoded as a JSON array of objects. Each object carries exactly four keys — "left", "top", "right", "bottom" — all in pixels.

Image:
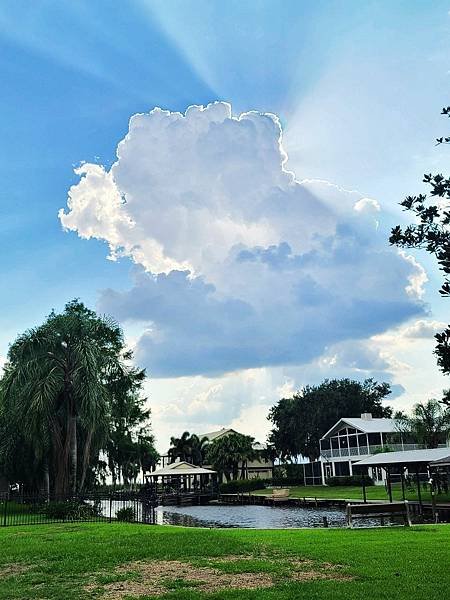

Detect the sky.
[{"left": 1, "top": 0, "right": 449, "bottom": 451}]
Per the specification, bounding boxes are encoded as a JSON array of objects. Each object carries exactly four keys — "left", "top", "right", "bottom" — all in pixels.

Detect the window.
[
  {"left": 368, "top": 433, "right": 381, "bottom": 445},
  {"left": 334, "top": 462, "right": 350, "bottom": 476},
  {"left": 320, "top": 439, "right": 331, "bottom": 450},
  {"left": 357, "top": 434, "right": 368, "bottom": 448},
  {"left": 348, "top": 436, "right": 358, "bottom": 448}
]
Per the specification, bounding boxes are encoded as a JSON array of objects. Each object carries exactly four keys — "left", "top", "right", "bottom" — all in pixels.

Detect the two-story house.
[{"left": 318, "top": 413, "right": 419, "bottom": 484}]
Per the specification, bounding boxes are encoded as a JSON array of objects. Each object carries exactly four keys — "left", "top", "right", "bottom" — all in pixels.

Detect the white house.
[{"left": 318, "top": 413, "right": 420, "bottom": 484}]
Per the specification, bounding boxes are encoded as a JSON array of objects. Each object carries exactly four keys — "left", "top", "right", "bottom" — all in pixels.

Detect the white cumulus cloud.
[{"left": 60, "top": 102, "right": 426, "bottom": 378}]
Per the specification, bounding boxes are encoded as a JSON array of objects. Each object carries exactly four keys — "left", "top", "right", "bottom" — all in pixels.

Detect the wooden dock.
[
  {"left": 157, "top": 492, "right": 216, "bottom": 507},
  {"left": 219, "top": 493, "right": 450, "bottom": 521},
  {"left": 219, "top": 493, "right": 348, "bottom": 508}
]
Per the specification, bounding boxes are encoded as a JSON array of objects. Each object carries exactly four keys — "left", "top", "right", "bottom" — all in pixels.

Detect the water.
[{"left": 155, "top": 503, "right": 350, "bottom": 528}]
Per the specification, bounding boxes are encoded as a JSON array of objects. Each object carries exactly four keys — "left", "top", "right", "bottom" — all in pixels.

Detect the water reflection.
[{"left": 155, "top": 504, "right": 350, "bottom": 528}]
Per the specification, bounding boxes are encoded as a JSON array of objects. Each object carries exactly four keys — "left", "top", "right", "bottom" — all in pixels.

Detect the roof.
[
  {"left": 431, "top": 454, "right": 450, "bottom": 466},
  {"left": 148, "top": 461, "right": 217, "bottom": 478},
  {"left": 321, "top": 417, "right": 399, "bottom": 439},
  {"left": 197, "top": 428, "right": 267, "bottom": 450},
  {"left": 354, "top": 447, "right": 450, "bottom": 467},
  {"left": 198, "top": 428, "right": 239, "bottom": 442},
  {"left": 162, "top": 427, "right": 267, "bottom": 457}
]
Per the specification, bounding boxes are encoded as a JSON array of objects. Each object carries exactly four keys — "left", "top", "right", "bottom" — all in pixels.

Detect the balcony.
[{"left": 320, "top": 443, "right": 421, "bottom": 460}]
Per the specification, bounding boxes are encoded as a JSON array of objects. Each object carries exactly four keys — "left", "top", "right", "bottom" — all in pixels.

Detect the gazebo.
[
  {"left": 354, "top": 447, "right": 450, "bottom": 512},
  {"left": 146, "top": 461, "right": 218, "bottom": 497},
  {"left": 431, "top": 454, "right": 450, "bottom": 468},
  {"left": 430, "top": 453, "right": 450, "bottom": 494}
]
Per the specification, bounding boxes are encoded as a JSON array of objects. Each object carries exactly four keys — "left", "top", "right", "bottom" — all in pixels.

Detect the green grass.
[
  {"left": 0, "top": 522, "right": 449, "bottom": 599},
  {"left": 253, "top": 484, "right": 450, "bottom": 503}
]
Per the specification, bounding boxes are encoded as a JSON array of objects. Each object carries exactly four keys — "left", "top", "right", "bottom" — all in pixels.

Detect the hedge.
[{"left": 326, "top": 475, "right": 374, "bottom": 487}]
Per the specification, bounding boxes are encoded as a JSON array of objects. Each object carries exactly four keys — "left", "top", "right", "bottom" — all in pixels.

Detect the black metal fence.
[{"left": 0, "top": 491, "right": 158, "bottom": 527}]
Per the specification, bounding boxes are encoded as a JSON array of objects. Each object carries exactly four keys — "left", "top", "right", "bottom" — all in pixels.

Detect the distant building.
[{"left": 160, "top": 427, "right": 274, "bottom": 481}]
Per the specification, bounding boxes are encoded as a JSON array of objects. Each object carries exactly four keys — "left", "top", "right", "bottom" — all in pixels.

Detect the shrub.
[
  {"left": 372, "top": 446, "right": 395, "bottom": 455},
  {"left": 116, "top": 506, "right": 136, "bottom": 522},
  {"left": 325, "top": 475, "right": 374, "bottom": 487},
  {"left": 219, "top": 479, "right": 267, "bottom": 494},
  {"left": 43, "top": 500, "right": 100, "bottom": 520},
  {"left": 4, "top": 501, "right": 37, "bottom": 515}
]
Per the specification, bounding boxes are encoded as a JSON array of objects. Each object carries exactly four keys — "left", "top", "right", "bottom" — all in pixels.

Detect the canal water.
[{"left": 155, "top": 503, "right": 351, "bottom": 528}]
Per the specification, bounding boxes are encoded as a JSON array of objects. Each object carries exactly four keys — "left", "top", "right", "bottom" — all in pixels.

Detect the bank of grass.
[
  {"left": 253, "top": 483, "right": 450, "bottom": 503},
  {"left": 0, "top": 522, "right": 449, "bottom": 599}
]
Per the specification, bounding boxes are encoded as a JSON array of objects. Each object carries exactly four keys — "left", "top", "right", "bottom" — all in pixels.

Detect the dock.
[
  {"left": 219, "top": 493, "right": 450, "bottom": 521},
  {"left": 219, "top": 492, "right": 349, "bottom": 508}
]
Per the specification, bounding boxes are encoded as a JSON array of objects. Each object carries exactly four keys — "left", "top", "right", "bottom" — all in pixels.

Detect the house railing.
[{"left": 320, "top": 444, "right": 422, "bottom": 459}]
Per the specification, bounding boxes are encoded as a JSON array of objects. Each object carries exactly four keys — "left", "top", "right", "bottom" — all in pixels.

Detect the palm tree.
[
  {"left": 189, "top": 434, "right": 209, "bottom": 466},
  {"left": 0, "top": 300, "right": 128, "bottom": 496},
  {"left": 398, "top": 399, "right": 450, "bottom": 449},
  {"left": 206, "top": 433, "right": 256, "bottom": 481},
  {"left": 168, "top": 431, "right": 192, "bottom": 463},
  {"left": 168, "top": 432, "right": 210, "bottom": 466}
]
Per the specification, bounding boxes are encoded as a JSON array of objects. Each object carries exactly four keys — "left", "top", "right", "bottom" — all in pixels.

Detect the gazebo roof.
[
  {"left": 431, "top": 454, "right": 450, "bottom": 467},
  {"left": 355, "top": 447, "right": 450, "bottom": 467},
  {"left": 148, "top": 461, "right": 217, "bottom": 478}
]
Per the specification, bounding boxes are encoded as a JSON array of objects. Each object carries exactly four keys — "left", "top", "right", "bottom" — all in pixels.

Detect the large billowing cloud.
[{"left": 60, "top": 102, "right": 425, "bottom": 379}]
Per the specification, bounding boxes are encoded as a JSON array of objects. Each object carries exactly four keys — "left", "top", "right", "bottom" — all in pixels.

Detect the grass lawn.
[
  {"left": 253, "top": 484, "right": 450, "bottom": 503},
  {"left": 0, "top": 522, "right": 449, "bottom": 599}
]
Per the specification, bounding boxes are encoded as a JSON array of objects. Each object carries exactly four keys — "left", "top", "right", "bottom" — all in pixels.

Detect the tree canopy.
[
  {"left": 168, "top": 432, "right": 209, "bottom": 466},
  {"left": 396, "top": 399, "right": 450, "bottom": 449},
  {"left": 268, "top": 378, "right": 393, "bottom": 461},
  {"left": 0, "top": 300, "right": 157, "bottom": 496},
  {"left": 206, "top": 433, "right": 256, "bottom": 481},
  {"left": 390, "top": 105, "right": 450, "bottom": 374}
]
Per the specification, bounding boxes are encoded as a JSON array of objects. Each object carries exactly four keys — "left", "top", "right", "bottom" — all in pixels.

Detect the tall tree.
[
  {"left": 0, "top": 300, "right": 156, "bottom": 495},
  {"left": 390, "top": 105, "right": 450, "bottom": 374},
  {"left": 396, "top": 399, "right": 450, "bottom": 449},
  {"left": 268, "top": 378, "right": 393, "bottom": 461},
  {"left": 106, "top": 366, "right": 158, "bottom": 487}
]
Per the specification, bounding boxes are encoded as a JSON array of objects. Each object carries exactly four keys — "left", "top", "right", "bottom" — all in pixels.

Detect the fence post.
[
  {"left": 2, "top": 497, "right": 8, "bottom": 527},
  {"left": 430, "top": 481, "right": 438, "bottom": 523},
  {"left": 109, "top": 496, "right": 112, "bottom": 523}
]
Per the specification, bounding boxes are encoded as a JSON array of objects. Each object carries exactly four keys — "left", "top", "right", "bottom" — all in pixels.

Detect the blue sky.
[{"left": 1, "top": 1, "right": 449, "bottom": 447}]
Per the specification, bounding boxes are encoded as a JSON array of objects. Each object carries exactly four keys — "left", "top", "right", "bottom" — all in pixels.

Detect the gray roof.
[
  {"left": 198, "top": 428, "right": 239, "bottom": 441},
  {"left": 148, "top": 461, "right": 217, "bottom": 477},
  {"left": 198, "top": 428, "right": 266, "bottom": 450},
  {"left": 431, "top": 455, "right": 450, "bottom": 466},
  {"left": 321, "top": 417, "right": 399, "bottom": 439},
  {"left": 355, "top": 447, "right": 450, "bottom": 467},
  {"left": 163, "top": 427, "right": 266, "bottom": 457}
]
